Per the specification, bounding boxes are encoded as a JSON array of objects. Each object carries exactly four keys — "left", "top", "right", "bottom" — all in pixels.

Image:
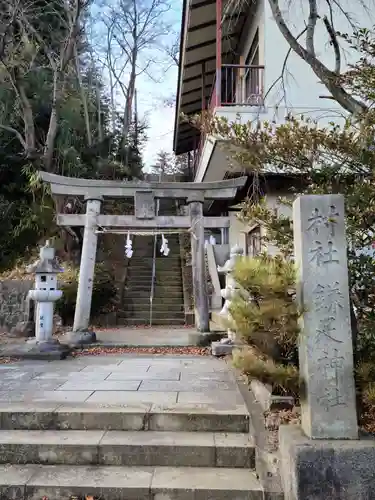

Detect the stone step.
[
  {"left": 132, "top": 243, "right": 181, "bottom": 247},
  {"left": 127, "top": 269, "right": 182, "bottom": 275},
  {"left": 0, "top": 403, "right": 249, "bottom": 432},
  {"left": 120, "top": 302, "right": 184, "bottom": 308},
  {"left": 125, "top": 284, "right": 182, "bottom": 295},
  {"left": 125, "top": 277, "right": 182, "bottom": 282},
  {"left": 123, "top": 298, "right": 184, "bottom": 304},
  {"left": 119, "top": 307, "right": 184, "bottom": 314},
  {"left": 124, "top": 318, "right": 186, "bottom": 325},
  {"left": 124, "top": 288, "right": 184, "bottom": 295},
  {"left": 127, "top": 268, "right": 182, "bottom": 274},
  {"left": 0, "top": 464, "right": 263, "bottom": 499},
  {"left": 125, "top": 285, "right": 183, "bottom": 291},
  {"left": 122, "top": 298, "right": 184, "bottom": 305},
  {"left": 121, "top": 312, "right": 185, "bottom": 320},
  {"left": 130, "top": 255, "right": 181, "bottom": 259},
  {"left": 0, "top": 430, "right": 254, "bottom": 468},
  {"left": 120, "top": 303, "right": 184, "bottom": 310},
  {"left": 126, "top": 284, "right": 183, "bottom": 291},
  {"left": 126, "top": 275, "right": 183, "bottom": 281},
  {"left": 130, "top": 264, "right": 182, "bottom": 268},
  {"left": 119, "top": 297, "right": 185, "bottom": 312},
  {"left": 128, "top": 263, "right": 181, "bottom": 276},
  {"left": 130, "top": 250, "right": 180, "bottom": 255}
]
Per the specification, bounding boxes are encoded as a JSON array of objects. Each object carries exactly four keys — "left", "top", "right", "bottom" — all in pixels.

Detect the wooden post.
[
  {"left": 202, "top": 62, "right": 206, "bottom": 110},
  {"left": 73, "top": 196, "right": 102, "bottom": 332},
  {"left": 239, "top": 55, "right": 245, "bottom": 103},
  {"left": 188, "top": 194, "right": 210, "bottom": 332}
]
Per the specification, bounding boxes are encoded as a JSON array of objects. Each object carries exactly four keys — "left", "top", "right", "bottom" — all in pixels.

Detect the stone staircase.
[
  {"left": 118, "top": 200, "right": 186, "bottom": 326},
  {"left": 0, "top": 401, "right": 269, "bottom": 499}
]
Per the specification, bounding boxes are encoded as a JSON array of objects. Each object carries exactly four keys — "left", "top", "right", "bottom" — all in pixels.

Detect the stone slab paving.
[
  {"left": 0, "top": 354, "right": 245, "bottom": 407},
  {"left": 83, "top": 325, "right": 224, "bottom": 346},
  {"left": 63, "top": 327, "right": 196, "bottom": 346}
]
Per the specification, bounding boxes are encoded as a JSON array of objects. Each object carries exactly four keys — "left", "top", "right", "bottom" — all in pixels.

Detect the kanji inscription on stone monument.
[
  {"left": 313, "top": 282, "right": 344, "bottom": 315},
  {"left": 293, "top": 194, "right": 358, "bottom": 439},
  {"left": 318, "top": 348, "right": 345, "bottom": 408},
  {"left": 307, "top": 205, "right": 340, "bottom": 236}
]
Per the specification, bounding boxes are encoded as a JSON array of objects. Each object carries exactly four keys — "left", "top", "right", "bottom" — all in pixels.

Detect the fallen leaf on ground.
[
  {"left": 0, "top": 357, "right": 20, "bottom": 364},
  {"left": 73, "top": 346, "right": 210, "bottom": 357}
]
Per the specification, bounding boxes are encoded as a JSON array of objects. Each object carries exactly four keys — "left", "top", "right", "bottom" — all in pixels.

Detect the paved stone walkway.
[
  {"left": 82, "top": 327, "right": 197, "bottom": 346},
  {"left": 0, "top": 355, "right": 245, "bottom": 407},
  {"left": 60, "top": 324, "right": 223, "bottom": 346}
]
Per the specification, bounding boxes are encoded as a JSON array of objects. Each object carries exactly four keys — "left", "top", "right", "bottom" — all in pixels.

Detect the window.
[{"left": 246, "top": 227, "right": 262, "bottom": 257}]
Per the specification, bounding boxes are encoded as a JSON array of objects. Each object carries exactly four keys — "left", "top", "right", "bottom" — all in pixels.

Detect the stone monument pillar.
[
  {"left": 73, "top": 196, "right": 102, "bottom": 335},
  {"left": 278, "top": 195, "right": 371, "bottom": 500},
  {"left": 188, "top": 194, "right": 209, "bottom": 332},
  {"left": 293, "top": 194, "right": 357, "bottom": 440}
]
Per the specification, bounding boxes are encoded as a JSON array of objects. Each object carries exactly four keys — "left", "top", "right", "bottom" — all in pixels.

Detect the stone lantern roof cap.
[
  {"left": 26, "top": 240, "right": 64, "bottom": 274},
  {"left": 230, "top": 244, "right": 244, "bottom": 257}
]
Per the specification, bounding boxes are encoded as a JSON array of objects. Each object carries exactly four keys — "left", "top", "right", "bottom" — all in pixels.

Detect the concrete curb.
[
  {"left": 250, "top": 380, "right": 295, "bottom": 412},
  {"left": 231, "top": 366, "right": 285, "bottom": 500}
]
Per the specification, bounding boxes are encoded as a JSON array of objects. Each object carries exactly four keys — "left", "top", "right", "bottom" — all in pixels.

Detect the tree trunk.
[
  {"left": 44, "top": 106, "right": 58, "bottom": 172},
  {"left": 18, "top": 83, "right": 36, "bottom": 155},
  {"left": 75, "top": 45, "right": 92, "bottom": 146}
]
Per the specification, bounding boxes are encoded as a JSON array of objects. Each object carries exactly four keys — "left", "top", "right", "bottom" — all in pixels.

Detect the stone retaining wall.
[{"left": 0, "top": 280, "right": 33, "bottom": 332}]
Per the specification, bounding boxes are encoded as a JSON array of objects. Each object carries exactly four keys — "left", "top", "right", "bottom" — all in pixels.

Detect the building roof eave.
[{"left": 173, "top": 0, "right": 249, "bottom": 156}]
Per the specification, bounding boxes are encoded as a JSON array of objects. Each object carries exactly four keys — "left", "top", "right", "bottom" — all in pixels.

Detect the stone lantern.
[
  {"left": 26, "top": 241, "right": 69, "bottom": 358},
  {"left": 212, "top": 244, "right": 244, "bottom": 356}
]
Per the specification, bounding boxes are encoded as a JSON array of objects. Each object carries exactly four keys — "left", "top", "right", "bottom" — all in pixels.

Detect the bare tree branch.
[
  {"left": 267, "top": 0, "right": 368, "bottom": 116},
  {"left": 306, "top": 0, "right": 318, "bottom": 56},
  {"left": 264, "top": 27, "right": 308, "bottom": 108},
  {"left": 0, "top": 0, "right": 88, "bottom": 169},
  {"left": 0, "top": 123, "right": 26, "bottom": 148}
]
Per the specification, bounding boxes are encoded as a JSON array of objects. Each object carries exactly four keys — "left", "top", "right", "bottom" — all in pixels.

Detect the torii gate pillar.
[
  {"left": 73, "top": 196, "right": 102, "bottom": 332},
  {"left": 188, "top": 194, "right": 209, "bottom": 332}
]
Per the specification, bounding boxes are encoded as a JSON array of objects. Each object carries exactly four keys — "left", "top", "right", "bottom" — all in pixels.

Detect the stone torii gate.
[{"left": 39, "top": 172, "right": 246, "bottom": 333}]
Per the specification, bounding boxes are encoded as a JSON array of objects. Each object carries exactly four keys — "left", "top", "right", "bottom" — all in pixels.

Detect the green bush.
[
  {"left": 232, "top": 348, "right": 300, "bottom": 398},
  {"left": 230, "top": 254, "right": 302, "bottom": 396},
  {"left": 56, "top": 263, "right": 117, "bottom": 324}
]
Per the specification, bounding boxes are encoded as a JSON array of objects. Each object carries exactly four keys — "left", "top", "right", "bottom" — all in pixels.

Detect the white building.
[{"left": 173, "top": 0, "right": 373, "bottom": 255}]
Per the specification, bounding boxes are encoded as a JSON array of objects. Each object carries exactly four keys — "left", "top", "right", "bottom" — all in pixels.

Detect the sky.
[
  {"left": 136, "top": 1, "right": 182, "bottom": 171},
  {"left": 89, "top": 0, "right": 182, "bottom": 172},
  {"left": 139, "top": 70, "right": 178, "bottom": 171}
]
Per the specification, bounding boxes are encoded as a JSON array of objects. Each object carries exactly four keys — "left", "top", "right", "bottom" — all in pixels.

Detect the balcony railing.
[
  {"left": 209, "top": 64, "right": 265, "bottom": 109},
  {"left": 193, "top": 64, "right": 264, "bottom": 176}
]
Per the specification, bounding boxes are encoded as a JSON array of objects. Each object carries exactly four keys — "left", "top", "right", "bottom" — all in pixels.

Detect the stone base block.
[
  {"left": 189, "top": 331, "right": 226, "bottom": 347},
  {"left": 211, "top": 341, "right": 234, "bottom": 357},
  {"left": 62, "top": 330, "right": 97, "bottom": 347},
  {"left": 9, "top": 321, "right": 35, "bottom": 338},
  {"left": 185, "top": 312, "right": 195, "bottom": 326},
  {"left": 0, "top": 340, "right": 71, "bottom": 360},
  {"left": 279, "top": 424, "right": 375, "bottom": 500}
]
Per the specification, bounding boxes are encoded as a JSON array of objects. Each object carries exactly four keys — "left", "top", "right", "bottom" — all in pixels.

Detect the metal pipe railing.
[
  {"left": 208, "top": 64, "right": 265, "bottom": 108},
  {"left": 221, "top": 64, "right": 264, "bottom": 106},
  {"left": 149, "top": 177, "right": 161, "bottom": 326}
]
